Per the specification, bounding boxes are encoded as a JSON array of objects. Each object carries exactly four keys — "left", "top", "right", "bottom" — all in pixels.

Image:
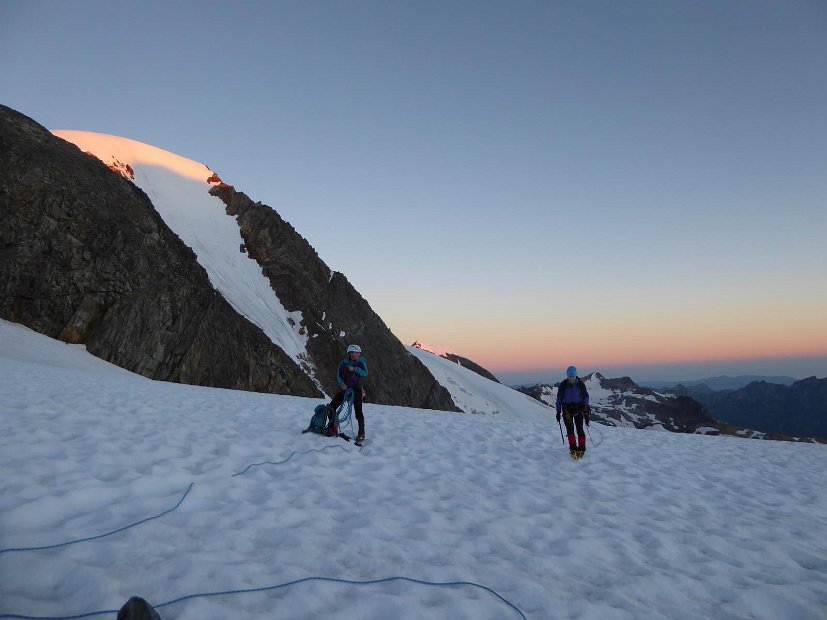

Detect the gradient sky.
[{"left": 3, "top": 0, "right": 826, "bottom": 383}]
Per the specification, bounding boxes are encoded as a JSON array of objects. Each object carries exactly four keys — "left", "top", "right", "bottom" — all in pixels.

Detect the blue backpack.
[{"left": 303, "top": 404, "right": 331, "bottom": 434}]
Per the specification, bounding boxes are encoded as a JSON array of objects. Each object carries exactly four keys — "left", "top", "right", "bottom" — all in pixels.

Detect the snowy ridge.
[
  {"left": 518, "top": 375, "right": 671, "bottom": 427},
  {"left": 51, "top": 130, "right": 321, "bottom": 390},
  {"left": 407, "top": 349, "right": 683, "bottom": 431},
  {"left": 408, "top": 345, "right": 552, "bottom": 418},
  {"left": 2, "top": 319, "right": 827, "bottom": 619},
  {"left": 581, "top": 373, "right": 666, "bottom": 428}
]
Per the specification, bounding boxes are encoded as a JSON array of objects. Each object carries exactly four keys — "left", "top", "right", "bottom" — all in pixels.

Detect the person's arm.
[
  {"left": 337, "top": 361, "right": 347, "bottom": 388},
  {"left": 354, "top": 358, "right": 368, "bottom": 377}
]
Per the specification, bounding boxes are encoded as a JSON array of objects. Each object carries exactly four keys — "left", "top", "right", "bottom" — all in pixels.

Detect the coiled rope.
[
  {"left": 335, "top": 388, "right": 354, "bottom": 425},
  {"left": 587, "top": 422, "right": 605, "bottom": 447}
]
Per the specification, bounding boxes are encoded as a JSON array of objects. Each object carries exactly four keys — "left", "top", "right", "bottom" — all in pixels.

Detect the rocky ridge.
[
  {"left": 0, "top": 105, "right": 320, "bottom": 395},
  {"left": 0, "top": 104, "right": 456, "bottom": 410},
  {"left": 210, "top": 185, "right": 457, "bottom": 409}
]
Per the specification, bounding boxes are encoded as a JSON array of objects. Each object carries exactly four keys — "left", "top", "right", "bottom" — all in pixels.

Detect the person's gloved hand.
[
  {"left": 555, "top": 412, "right": 561, "bottom": 422},
  {"left": 584, "top": 404, "right": 591, "bottom": 426}
]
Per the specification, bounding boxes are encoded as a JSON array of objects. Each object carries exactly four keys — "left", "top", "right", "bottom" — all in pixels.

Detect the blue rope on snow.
[
  {"left": 0, "top": 575, "right": 528, "bottom": 620},
  {"left": 155, "top": 576, "right": 529, "bottom": 619},
  {"left": 232, "top": 444, "right": 347, "bottom": 476},
  {"left": 0, "top": 484, "right": 193, "bottom": 555},
  {"left": 0, "top": 428, "right": 530, "bottom": 620}
]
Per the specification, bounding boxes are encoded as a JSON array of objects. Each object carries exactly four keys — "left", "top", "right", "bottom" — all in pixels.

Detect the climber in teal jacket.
[{"left": 326, "top": 344, "right": 368, "bottom": 441}]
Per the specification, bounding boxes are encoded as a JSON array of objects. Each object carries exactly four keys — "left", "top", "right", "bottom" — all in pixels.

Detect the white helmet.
[{"left": 346, "top": 344, "right": 362, "bottom": 354}]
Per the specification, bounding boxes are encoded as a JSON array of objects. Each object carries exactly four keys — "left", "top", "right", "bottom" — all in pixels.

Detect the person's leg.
[
  {"left": 562, "top": 407, "right": 577, "bottom": 452},
  {"left": 354, "top": 388, "right": 364, "bottom": 437},
  {"left": 329, "top": 390, "right": 344, "bottom": 409},
  {"left": 326, "top": 391, "right": 345, "bottom": 434},
  {"left": 575, "top": 412, "right": 586, "bottom": 453}
]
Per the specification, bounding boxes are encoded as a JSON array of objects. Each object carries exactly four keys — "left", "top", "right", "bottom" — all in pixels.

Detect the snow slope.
[
  {"left": 408, "top": 345, "right": 552, "bottom": 419},
  {"left": 2, "top": 319, "right": 826, "bottom": 620},
  {"left": 51, "top": 130, "right": 320, "bottom": 390}
]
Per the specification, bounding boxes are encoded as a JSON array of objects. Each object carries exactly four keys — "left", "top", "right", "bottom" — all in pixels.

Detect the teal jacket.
[{"left": 337, "top": 357, "right": 368, "bottom": 389}]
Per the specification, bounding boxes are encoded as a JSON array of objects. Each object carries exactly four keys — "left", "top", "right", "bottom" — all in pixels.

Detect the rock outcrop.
[
  {"left": 1, "top": 104, "right": 456, "bottom": 411},
  {"left": 212, "top": 185, "right": 457, "bottom": 410},
  {"left": 0, "top": 104, "right": 319, "bottom": 396}
]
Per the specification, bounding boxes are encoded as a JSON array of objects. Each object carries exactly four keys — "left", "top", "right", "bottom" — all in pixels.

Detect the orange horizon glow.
[
  {"left": 398, "top": 321, "right": 827, "bottom": 375},
  {"left": 397, "top": 327, "right": 827, "bottom": 370},
  {"left": 482, "top": 351, "right": 827, "bottom": 374},
  {"left": 392, "top": 300, "right": 827, "bottom": 375},
  {"left": 459, "top": 339, "right": 827, "bottom": 371}
]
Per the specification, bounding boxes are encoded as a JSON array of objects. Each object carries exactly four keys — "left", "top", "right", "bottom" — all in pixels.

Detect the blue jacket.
[
  {"left": 337, "top": 356, "right": 368, "bottom": 389},
  {"left": 556, "top": 377, "right": 589, "bottom": 413}
]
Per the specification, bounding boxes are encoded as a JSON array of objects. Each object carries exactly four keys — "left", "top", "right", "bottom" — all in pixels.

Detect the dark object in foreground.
[{"left": 117, "top": 596, "right": 161, "bottom": 620}]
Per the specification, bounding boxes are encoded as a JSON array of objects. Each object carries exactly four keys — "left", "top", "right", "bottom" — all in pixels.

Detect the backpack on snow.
[{"left": 302, "top": 404, "right": 331, "bottom": 434}]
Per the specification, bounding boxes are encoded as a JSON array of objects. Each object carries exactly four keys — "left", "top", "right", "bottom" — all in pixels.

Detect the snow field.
[{"left": 1, "top": 321, "right": 826, "bottom": 619}]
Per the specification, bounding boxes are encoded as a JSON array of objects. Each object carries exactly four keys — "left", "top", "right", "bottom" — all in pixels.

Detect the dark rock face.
[
  {"left": 0, "top": 104, "right": 320, "bottom": 396},
  {"left": 689, "top": 377, "right": 827, "bottom": 438},
  {"left": 515, "top": 383, "right": 556, "bottom": 406},
  {"left": 212, "top": 185, "right": 457, "bottom": 410}
]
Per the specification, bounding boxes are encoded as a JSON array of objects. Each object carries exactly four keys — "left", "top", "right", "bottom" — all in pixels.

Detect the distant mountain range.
[
  {"left": 516, "top": 374, "right": 737, "bottom": 435},
  {"left": 642, "top": 375, "right": 796, "bottom": 391},
  {"left": 516, "top": 374, "right": 825, "bottom": 442},
  {"left": 668, "top": 378, "right": 827, "bottom": 438}
]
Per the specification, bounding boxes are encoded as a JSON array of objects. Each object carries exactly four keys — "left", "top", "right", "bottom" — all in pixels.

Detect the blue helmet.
[{"left": 566, "top": 365, "right": 577, "bottom": 377}]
